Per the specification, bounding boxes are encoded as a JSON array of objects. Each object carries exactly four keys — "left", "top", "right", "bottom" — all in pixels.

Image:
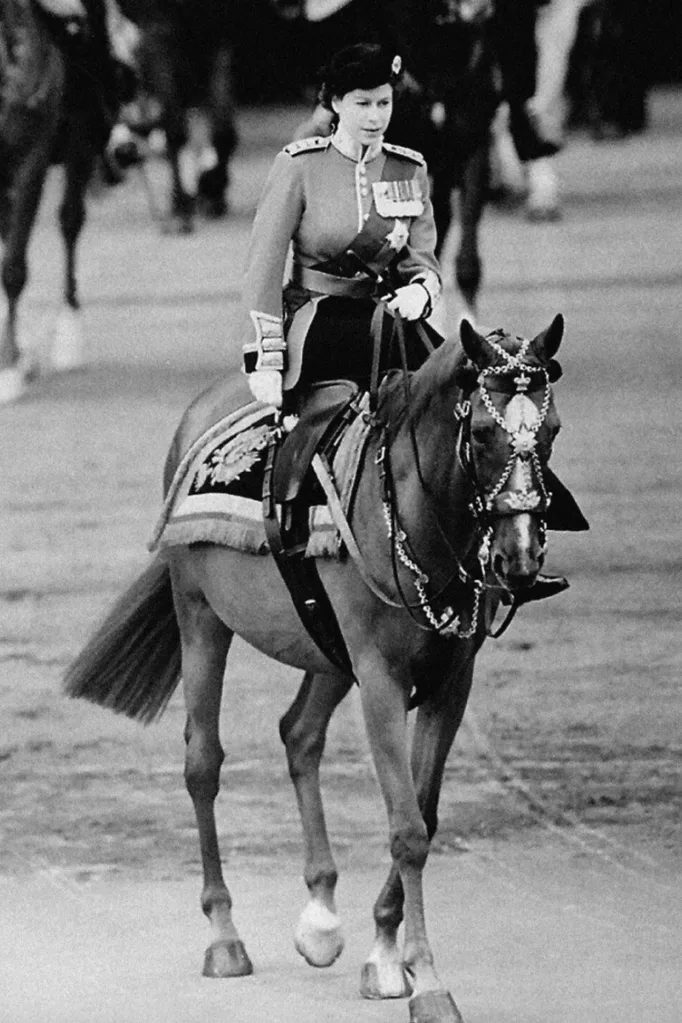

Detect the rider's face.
[{"left": 332, "top": 85, "right": 393, "bottom": 146}]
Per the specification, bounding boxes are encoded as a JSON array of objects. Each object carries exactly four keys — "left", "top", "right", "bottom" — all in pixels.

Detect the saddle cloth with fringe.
[{"left": 148, "top": 398, "right": 370, "bottom": 558}]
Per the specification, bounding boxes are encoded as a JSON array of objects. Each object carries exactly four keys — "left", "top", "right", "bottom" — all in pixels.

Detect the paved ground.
[{"left": 1, "top": 92, "right": 681, "bottom": 1022}]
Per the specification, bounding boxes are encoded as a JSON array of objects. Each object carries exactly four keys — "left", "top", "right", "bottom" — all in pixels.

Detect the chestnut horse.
[{"left": 65, "top": 316, "right": 567, "bottom": 1023}]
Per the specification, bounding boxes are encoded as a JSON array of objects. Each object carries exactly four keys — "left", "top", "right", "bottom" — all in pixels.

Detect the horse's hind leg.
[
  {"left": 170, "top": 560, "right": 252, "bottom": 978},
  {"left": 279, "top": 669, "right": 353, "bottom": 967}
]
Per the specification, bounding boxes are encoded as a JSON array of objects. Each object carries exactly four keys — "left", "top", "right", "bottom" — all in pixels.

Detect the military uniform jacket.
[{"left": 241, "top": 131, "right": 442, "bottom": 389}]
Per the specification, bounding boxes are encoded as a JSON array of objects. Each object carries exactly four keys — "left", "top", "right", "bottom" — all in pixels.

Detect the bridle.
[{"left": 369, "top": 329, "right": 554, "bottom": 640}]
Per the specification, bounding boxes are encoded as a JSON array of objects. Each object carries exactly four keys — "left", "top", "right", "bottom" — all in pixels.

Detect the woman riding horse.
[
  {"left": 242, "top": 43, "right": 440, "bottom": 408},
  {"left": 240, "top": 41, "right": 572, "bottom": 603}
]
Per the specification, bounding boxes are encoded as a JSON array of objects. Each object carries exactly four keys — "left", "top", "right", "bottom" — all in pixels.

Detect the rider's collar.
[{"left": 331, "top": 127, "right": 384, "bottom": 164}]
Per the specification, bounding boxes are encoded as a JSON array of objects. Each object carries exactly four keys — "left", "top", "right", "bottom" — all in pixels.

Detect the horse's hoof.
[
  {"left": 202, "top": 939, "right": 253, "bottom": 978},
  {"left": 294, "top": 902, "right": 344, "bottom": 967},
  {"left": 161, "top": 215, "right": 195, "bottom": 236},
  {"left": 0, "top": 367, "right": 25, "bottom": 405},
  {"left": 360, "top": 961, "right": 411, "bottom": 1000},
  {"left": 526, "top": 204, "right": 562, "bottom": 223},
  {"left": 51, "top": 308, "right": 84, "bottom": 371},
  {"left": 409, "top": 989, "right": 464, "bottom": 1023},
  {"left": 197, "top": 195, "right": 228, "bottom": 219}
]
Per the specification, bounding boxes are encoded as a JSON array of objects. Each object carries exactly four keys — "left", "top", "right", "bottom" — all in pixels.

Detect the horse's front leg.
[
  {"left": 52, "top": 123, "right": 96, "bottom": 372},
  {"left": 362, "top": 648, "right": 477, "bottom": 1018},
  {"left": 279, "top": 669, "right": 354, "bottom": 966},
  {"left": 455, "top": 144, "right": 489, "bottom": 322},
  {"left": 143, "top": 27, "right": 194, "bottom": 233},
  {"left": 0, "top": 132, "right": 54, "bottom": 401},
  {"left": 170, "top": 561, "right": 252, "bottom": 978},
  {"left": 430, "top": 163, "right": 454, "bottom": 263},
  {"left": 197, "top": 42, "right": 238, "bottom": 219},
  {"left": 357, "top": 650, "right": 464, "bottom": 1023},
  {"left": 164, "top": 126, "right": 195, "bottom": 235}
]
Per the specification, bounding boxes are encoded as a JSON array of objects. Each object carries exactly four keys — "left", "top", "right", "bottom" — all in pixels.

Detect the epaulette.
[
  {"left": 283, "top": 136, "right": 332, "bottom": 157},
  {"left": 382, "top": 142, "right": 425, "bottom": 166}
]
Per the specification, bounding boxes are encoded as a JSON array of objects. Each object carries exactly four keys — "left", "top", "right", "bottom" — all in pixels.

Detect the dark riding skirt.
[{"left": 292, "top": 296, "right": 443, "bottom": 395}]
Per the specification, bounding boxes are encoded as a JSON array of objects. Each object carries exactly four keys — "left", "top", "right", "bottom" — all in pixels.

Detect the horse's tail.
[{"left": 64, "top": 557, "right": 182, "bottom": 725}]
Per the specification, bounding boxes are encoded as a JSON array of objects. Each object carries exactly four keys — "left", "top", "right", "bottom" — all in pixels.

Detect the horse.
[
  {"left": 121, "top": 0, "right": 239, "bottom": 234},
  {"left": 0, "top": 0, "right": 135, "bottom": 405},
  {"left": 64, "top": 315, "right": 567, "bottom": 1023}
]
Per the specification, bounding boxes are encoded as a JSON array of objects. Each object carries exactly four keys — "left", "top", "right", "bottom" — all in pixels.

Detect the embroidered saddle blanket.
[{"left": 149, "top": 398, "right": 370, "bottom": 558}]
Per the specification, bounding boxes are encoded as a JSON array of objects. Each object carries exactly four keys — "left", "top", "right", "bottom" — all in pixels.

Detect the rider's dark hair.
[{"left": 318, "top": 43, "right": 403, "bottom": 111}]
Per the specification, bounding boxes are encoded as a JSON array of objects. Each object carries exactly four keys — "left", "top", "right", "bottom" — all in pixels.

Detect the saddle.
[{"left": 263, "top": 380, "right": 362, "bottom": 674}]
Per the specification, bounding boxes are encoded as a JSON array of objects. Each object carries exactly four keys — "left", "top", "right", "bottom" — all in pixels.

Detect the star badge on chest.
[{"left": 385, "top": 219, "right": 409, "bottom": 251}]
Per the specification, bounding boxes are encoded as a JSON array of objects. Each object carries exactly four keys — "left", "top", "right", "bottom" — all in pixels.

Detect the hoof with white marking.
[
  {"left": 360, "top": 960, "right": 411, "bottom": 1000},
  {"left": 0, "top": 367, "right": 25, "bottom": 405},
  {"left": 51, "top": 307, "right": 84, "bottom": 371},
  {"left": 294, "top": 901, "right": 344, "bottom": 967}
]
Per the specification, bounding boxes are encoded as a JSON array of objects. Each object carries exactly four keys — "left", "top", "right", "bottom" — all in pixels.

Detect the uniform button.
[
  {"left": 360, "top": 187, "right": 368, "bottom": 196},
  {"left": 363, "top": 213, "right": 370, "bottom": 221}
]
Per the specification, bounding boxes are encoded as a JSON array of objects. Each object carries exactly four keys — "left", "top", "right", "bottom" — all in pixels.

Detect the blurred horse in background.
[
  {"left": 0, "top": 0, "right": 137, "bottom": 405},
  {"left": 393, "top": 0, "right": 498, "bottom": 321},
  {"left": 121, "top": 0, "right": 239, "bottom": 234}
]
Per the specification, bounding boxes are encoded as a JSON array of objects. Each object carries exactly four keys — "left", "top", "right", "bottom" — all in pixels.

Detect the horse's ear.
[
  {"left": 531, "top": 313, "right": 564, "bottom": 362},
  {"left": 459, "top": 319, "right": 486, "bottom": 365}
]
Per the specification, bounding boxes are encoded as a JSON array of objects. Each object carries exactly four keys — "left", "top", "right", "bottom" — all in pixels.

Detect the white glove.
[
  {"left": 248, "top": 370, "right": 282, "bottom": 408},
  {"left": 385, "top": 283, "right": 430, "bottom": 321}
]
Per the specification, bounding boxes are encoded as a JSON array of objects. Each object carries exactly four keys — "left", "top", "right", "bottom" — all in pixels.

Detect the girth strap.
[{"left": 262, "top": 430, "right": 354, "bottom": 676}]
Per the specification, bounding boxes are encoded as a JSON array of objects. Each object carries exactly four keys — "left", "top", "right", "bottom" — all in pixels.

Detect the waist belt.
[{"left": 291, "top": 264, "right": 377, "bottom": 299}]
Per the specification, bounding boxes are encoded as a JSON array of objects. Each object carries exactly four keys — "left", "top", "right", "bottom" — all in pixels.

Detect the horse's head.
[{"left": 456, "top": 315, "right": 564, "bottom": 593}]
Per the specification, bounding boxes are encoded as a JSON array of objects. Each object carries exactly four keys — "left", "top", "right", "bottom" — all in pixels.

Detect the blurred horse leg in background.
[
  {"left": 490, "top": 0, "right": 585, "bottom": 222},
  {"left": 525, "top": 0, "right": 591, "bottom": 220},
  {"left": 132, "top": 0, "right": 239, "bottom": 234}
]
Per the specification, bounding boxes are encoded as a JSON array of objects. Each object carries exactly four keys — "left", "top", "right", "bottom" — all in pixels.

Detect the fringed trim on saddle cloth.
[{"left": 148, "top": 395, "right": 372, "bottom": 559}]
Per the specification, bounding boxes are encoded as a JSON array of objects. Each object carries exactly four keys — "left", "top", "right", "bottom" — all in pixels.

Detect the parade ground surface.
[{"left": 1, "top": 91, "right": 680, "bottom": 1022}]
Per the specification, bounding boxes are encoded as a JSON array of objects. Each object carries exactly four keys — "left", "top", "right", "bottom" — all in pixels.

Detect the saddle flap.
[{"left": 273, "top": 380, "right": 359, "bottom": 504}]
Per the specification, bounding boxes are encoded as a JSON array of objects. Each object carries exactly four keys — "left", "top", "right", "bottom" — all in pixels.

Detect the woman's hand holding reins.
[
  {"left": 248, "top": 369, "right": 283, "bottom": 408},
  {"left": 385, "top": 282, "right": 431, "bottom": 321}
]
